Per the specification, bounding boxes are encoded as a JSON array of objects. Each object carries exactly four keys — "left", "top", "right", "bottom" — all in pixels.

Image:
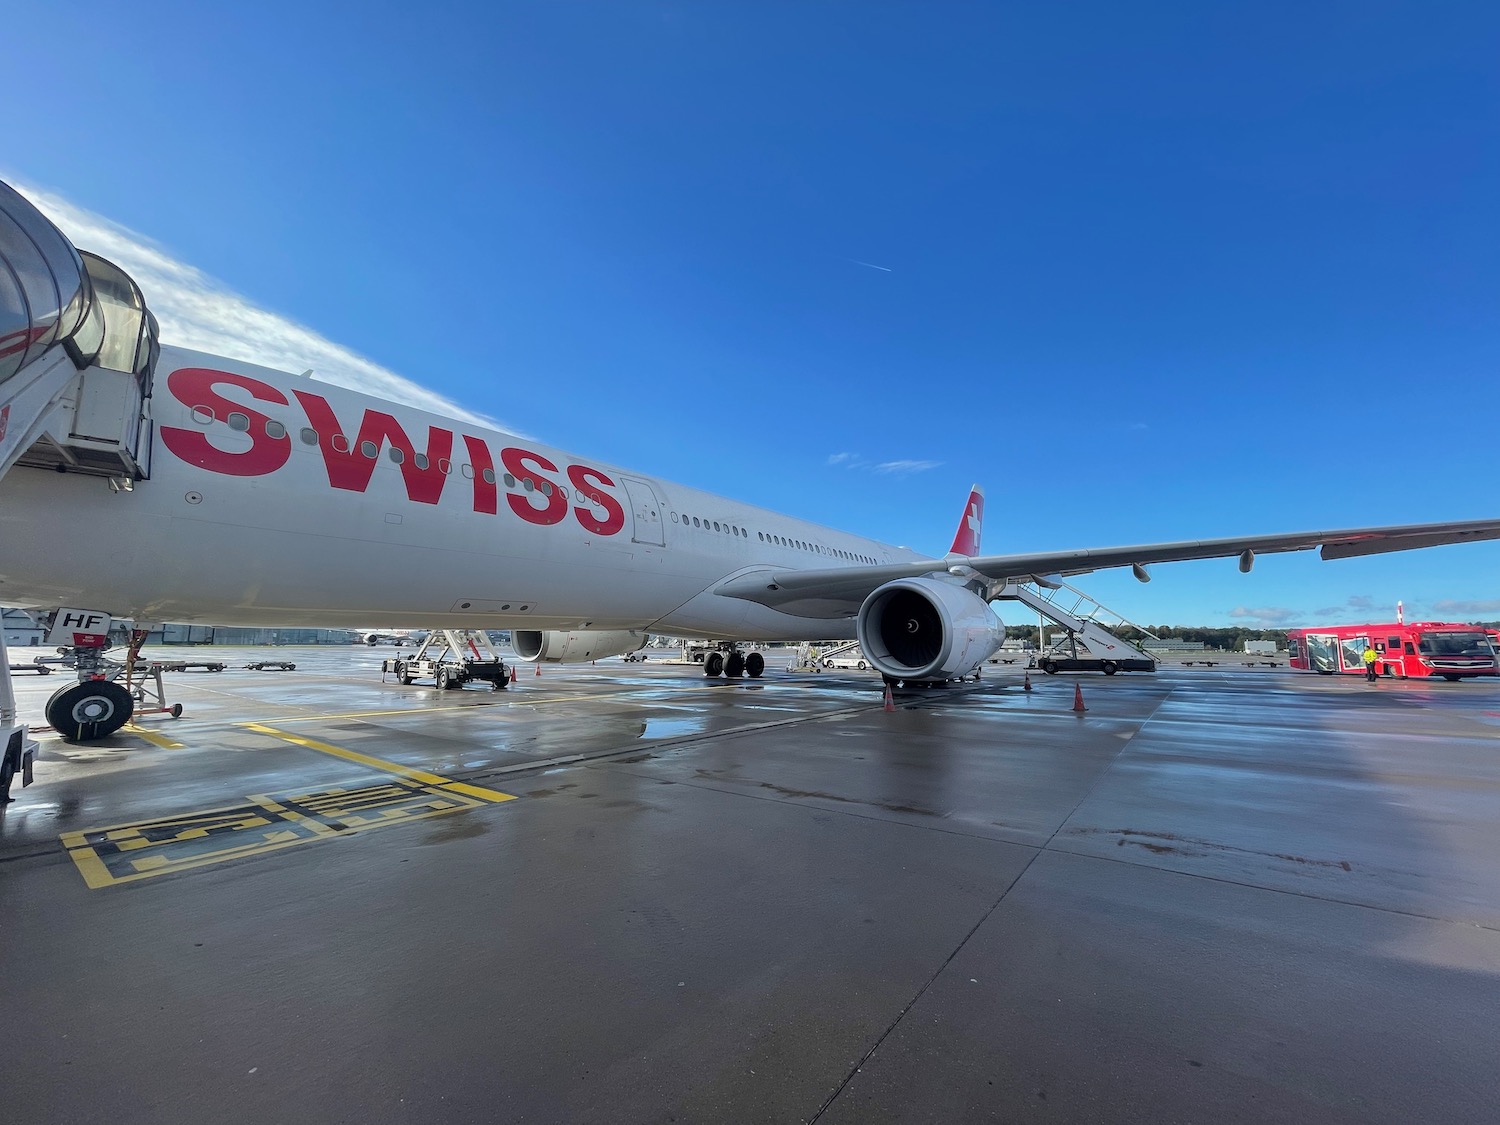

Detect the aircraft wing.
[{"left": 714, "top": 518, "right": 1500, "bottom": 617}]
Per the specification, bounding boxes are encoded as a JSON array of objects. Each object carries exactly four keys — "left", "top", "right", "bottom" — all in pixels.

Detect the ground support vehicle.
[
  {"left": 383, "top": 629, "right": 509, "bottom": 690},
  {"left": 1288, "top": 622, "right": 1499, "bottom": 681}
]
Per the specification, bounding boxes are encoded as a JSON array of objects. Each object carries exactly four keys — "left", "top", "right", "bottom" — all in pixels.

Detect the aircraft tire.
[
  {"left": 704, "top": 652, "right": 725, "bottom": 677},
  {"left": 45, "top": 680, "right": 134, "bottom": 743},
  {"left": 725, "top": 651, "right": 745, "bottom": 677},
  {"left": 745, "top": 652, "right": 765, "bottom": 678}
]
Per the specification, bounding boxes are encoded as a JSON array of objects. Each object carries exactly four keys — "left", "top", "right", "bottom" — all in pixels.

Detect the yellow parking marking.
[
  {"left": 125, "top": 725, "right": 186, "bottom": 749},
  {"left": 62, "top": 725, "right": 519, "bottom": 888},
  {"left": 251, "top": 688, "right": 652, "bottom": 725},
  {"left": 240, "top": 723, "right": 515, "bottom": 804}
]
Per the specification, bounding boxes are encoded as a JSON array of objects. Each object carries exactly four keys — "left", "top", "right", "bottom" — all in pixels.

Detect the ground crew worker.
[{"left": 1363, "top": 642, "right": 1379, "bottom": 682}]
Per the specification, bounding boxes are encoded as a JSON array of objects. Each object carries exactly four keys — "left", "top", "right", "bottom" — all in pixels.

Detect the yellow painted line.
[
  {"left": 253, "top": 689, "right": 653, "bottom": 725},
  {"left": 240, "top": 723, "right": 516, "bottom": 803},
  {"left": 125, "top": 724, "right": 186, "bottom": 749}
]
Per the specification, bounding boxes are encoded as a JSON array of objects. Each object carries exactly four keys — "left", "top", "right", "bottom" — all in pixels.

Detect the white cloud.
[
  {"left": 1430, "top": 599, "right": 1500, "bottom": 615},
  {"left": 826, "top": 452, "right": 942, "bottom": 476},
  {"left": 874, "top": 459, "right": 943, "bottom": 475},
  {"left": 13, "top": 180, "right": 498, "bottom": 428},
  {"left": 1228, "top": 606, "right": 1301, "bottom": 626}
]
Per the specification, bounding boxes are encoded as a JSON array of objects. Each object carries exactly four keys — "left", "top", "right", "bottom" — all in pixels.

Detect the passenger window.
[
  {"left": 389, "top": 448, "right": 405, "bottom": 464},
  {"left": 713, "top": 521, "right": 720, "bottom": 531},
  {"left": 190, "top": 405, "right": 215, "bottom": 425},
  {"left": 503, "top": 473, "right": 515, "bottom": 488},
  {"left": 265, "top": 420, "right": 286, "bottom": 439},
  {"left": 331, "top": 434, "right": 349, "bottom": 453},
  {"left": 439, "top": 459, "right": 452, "bottom": 474},
  {"left": 693, "top": 517, "right": 700, "bottom": 528},
  {"left": 227, "top": 412, "right": 251, "bottom": 433},
  {"left": 300, "top": 426, "right": 317, "bottom": 445},
  {"left": 415, "top": 453, "right": 430, "bottom": 470},
  {"left": 461, "top": 463, "right": 474, "bottom": 479},
  {"left": 541, "top": 481, "right": 553, "bottom": 496},
  {"left": 482, "top": 468, "right": 496, "bottom": 484},
  {"left": 360, "top": 440, "right": 378, "bottom": 459},
  {"left": 523, "top": 477, "right": 534, "bottom": 491}
]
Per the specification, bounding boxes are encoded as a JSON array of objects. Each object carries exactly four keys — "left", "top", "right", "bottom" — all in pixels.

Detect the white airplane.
[{"left": 3, "top": 177, "right": 1500, "bottom": 773}]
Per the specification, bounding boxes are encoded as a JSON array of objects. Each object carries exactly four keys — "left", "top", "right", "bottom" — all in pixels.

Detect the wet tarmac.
[{"left": 2, "top": 647, "right": 1499, "bottom": 1123}]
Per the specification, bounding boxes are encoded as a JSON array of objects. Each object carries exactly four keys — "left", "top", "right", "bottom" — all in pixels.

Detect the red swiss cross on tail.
[{"left": 948, "top": 484, "right": 985, "bottom": 556}]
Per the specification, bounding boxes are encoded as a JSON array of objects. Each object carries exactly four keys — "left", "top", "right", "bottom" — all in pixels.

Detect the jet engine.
[
  {"left": 856, "top": 578, "right": 1004, "bottom": 682},
  {"left": 512, "top": 629, "right": 647, "bottom": 663}
]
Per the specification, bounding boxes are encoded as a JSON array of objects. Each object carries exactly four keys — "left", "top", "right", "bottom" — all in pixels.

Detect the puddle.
[{"left": 640, "top": 718, "right": 705, "bottom": 739}]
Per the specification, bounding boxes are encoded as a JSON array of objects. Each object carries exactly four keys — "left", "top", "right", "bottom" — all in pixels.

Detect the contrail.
[{"left": 848, "top": 258, "right": 893, "bottom": 272}]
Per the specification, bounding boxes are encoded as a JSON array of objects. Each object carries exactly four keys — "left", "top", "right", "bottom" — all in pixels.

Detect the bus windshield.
[{"left": 1417, "top": 632, "right": 1493, "bottom": 657}]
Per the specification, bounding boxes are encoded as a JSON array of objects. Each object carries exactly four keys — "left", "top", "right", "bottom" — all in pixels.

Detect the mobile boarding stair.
[
  {"left": 995, "top": 579, "right": 1160, "bottom": 675},
  {"left": 1, "top": 180, "right": 161, "bottom": 792}
]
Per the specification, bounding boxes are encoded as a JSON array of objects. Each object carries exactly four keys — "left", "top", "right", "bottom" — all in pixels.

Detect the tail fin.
[{"left": 948, "top": 484, "right": 985, "bottom": 556}]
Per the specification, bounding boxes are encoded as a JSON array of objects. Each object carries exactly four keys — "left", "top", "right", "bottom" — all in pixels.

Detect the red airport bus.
[{"left": 1287, "top": 622, "right": 1499, "bottom": 681}]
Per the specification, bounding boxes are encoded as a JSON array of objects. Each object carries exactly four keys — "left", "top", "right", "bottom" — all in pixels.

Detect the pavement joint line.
[
  {"left": 808, "top": 681, "right": 1158, "bottom": 1124},
  {"left": 239, "top": 722, "right": 516, "bottom": 803}
]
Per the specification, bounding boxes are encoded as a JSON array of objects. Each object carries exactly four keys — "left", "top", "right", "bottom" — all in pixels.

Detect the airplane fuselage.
[{"left": 0, "top": 346, "right": 927, "bottom": 640}]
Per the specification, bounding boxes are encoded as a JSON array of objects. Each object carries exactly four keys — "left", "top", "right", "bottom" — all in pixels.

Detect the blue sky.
[{"left": 5, "top": 1, "right": 1497, "bottom": 627}]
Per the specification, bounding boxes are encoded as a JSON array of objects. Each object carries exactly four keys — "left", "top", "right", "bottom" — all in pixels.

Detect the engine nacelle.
[
  {"left": 856, "top": 578, "right": 1004, "bottom": 681},
  {"left": 512, "top": 629, "right": 647, "bottom": 664}
]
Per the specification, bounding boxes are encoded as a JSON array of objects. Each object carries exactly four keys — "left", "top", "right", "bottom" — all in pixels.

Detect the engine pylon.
[{"left": 1072, "top": 683, "right": 1087, "bottom": 712}]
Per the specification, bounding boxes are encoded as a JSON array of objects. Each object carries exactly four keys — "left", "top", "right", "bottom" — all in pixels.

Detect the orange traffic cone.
[
  {"left": 509, "top": 665, "right": 518, "bottom": 684},
  {"left": 1023, "top": 671, "right": 1032, "bottom": 692},
  {"left": 1072, "top": 683, "right": 1087, "bottom": 712},
  {"left": 534, "top": 662, "right": 541, "bottom": 676},
  {"left": 883, "top": 684, "right": 896, "bottom": 712}
]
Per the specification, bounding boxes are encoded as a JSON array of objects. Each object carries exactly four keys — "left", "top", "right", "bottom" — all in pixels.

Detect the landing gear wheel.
[
  {"left": 45, "top": 680, "right": 134, "bottom": 742},
  {"left": 1101, "top": 661, "right": 1118, "bottom": 676},
  {"left": 725, "top": 651, "right": 746, "bottom": 678},
  {"left": 704, "top": 651, "right": 725, "bottom": 677},
  {"left": 744, "top": 652, "right": 765, "bottom": 678},
  {"left": 170, "top": 703, "right": 184, "bottom": 719},
  {"left": 1042, "top": 659, "right": 1059, "bottom": 675}
]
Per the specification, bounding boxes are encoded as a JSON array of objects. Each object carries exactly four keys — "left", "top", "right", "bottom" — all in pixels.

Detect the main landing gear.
[{"left": 702, "top": 645, "right": 765, "bottom": 680}]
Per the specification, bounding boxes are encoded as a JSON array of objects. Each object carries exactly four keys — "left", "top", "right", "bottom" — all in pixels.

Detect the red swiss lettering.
[
  {"left": 160, "top": 368, "right": 291, "bottom": 477},
  {"left": 293, "top": 391, "right": 453, "bottom": 504},
  {"left": 463, "top": 434, "right": 498, "bottom": 515},
  {"left": 567, "top": 464, "right": 626, "bottom": 536},
  {"left": 500, "top": 447, "right": 567, "bottom": 526}
]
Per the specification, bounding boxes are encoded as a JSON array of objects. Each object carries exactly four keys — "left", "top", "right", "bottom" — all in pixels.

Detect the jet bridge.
[
  {"left": 995, "top": 579, "right": 1159, "bottom": 674},
  {"left": 1, "top": 180, "right": 162, "bottom": 788},
  {"left": 0, "top": 181, "right": 159, "bottom": 485}
]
